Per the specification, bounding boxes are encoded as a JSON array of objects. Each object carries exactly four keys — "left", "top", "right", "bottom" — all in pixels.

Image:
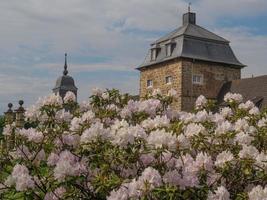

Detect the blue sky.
[{"left": 0, "top": 0, "right": 267, "bottom": 113}]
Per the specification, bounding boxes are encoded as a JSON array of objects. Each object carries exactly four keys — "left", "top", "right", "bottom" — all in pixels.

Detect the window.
[
  {"left": 151, "top": 46, "right": 161, "bottom": 61},
  {"left": 165, "top": 41, "right": 175, "bottom": 57},
  {"left": 192, "top": 74, "right": 203, "bottom": 85},
  {"left": 151, "top": 49, "right": 157, "bottom": 61},
  {"left": 165, "top": 76, "right": 172, "bottom": 84},
  {"left": 147, "top": 80, "right": 153, "bottom": 88},
  {"left": 166, "top": 44, "right": 172, "bottom": 57}
]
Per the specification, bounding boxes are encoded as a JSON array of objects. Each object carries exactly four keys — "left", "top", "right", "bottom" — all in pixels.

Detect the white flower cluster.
[
  {"left": 147, "top": 129, "right": 177, "bottom": 150},
  {"left": 2, "top": 89, "right": 267, "bottom": 199},
  {"left": 25, "top": 105, "right": 41, "bottom": 121},
  {"left": 184, "top": 123, "right": 206, "bottom": 138},
  {"left": 195, "top": 95, "right": 207, "bottom": 109},
  {"left": 207, "top": 186, "right": 230, "bottom": 200},
  {"left": 5, "top": 164, "right": 34, "bottom": 191},
  {"left": 2, "top": 123, "right": 14, "bottom": 136},
  {"left": 238, "top": 100, "right": 255, "bottom": 110},
  {"left": 44, "top": 186, "right": 66, "bottom": 200},
  {"left": 81, "top": 122, "right": 109, "bottom": 143},
  {"left": 167, "top": 88, "right": 178, "bottom": 97},
  {"left": 92, "top": 87, "right": 103, "bottom": 96},
  {"left": 70, "top": 110, "right": 96, "bottom": 131},
  {"left": 215, "top": 151, "right": 234, "bottom": 167},
  {"left": 152, "top": 88, "right": 162, "bottom": 96},
  {"left": 248, "top": 185, "right": 267, "bottom": 200},
  {"left": 224, "top": 92, "right": 243, "bottom": 103},
  {"left": 258, "top": 117, "right": 267, "bottom": 127},
  {"left": 38, "top": 93, "right": 63, "bottom": 107},
  {"left": 120, "top": 99, "right": 161, "bottom": 118},
  {"left": 18, "top": 128, "right": 44, "bottom": 143},
  {"left": 55, "top": 109, "right": 73, "bottom": 122},
  {"left": 63, "top": 91, "right": 76, "bottom": 102},
  {"left": 141, "top": 115, "right": 170, "bottom": 130},
  {"left": 108, "top": 167, "right": 162, "bottom": 200},
  {"left": 53, "top": 150, "right": 86, "bottom": 181},
  {"left": 110, "top": 120, "right": 146, "bottom": 147}
]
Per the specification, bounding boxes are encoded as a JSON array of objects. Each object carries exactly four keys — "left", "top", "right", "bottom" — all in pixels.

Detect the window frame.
[
  {"left": 192, "top": 74, "right": 204, "bottom": 85},
  {"left": 165, "top": 76, "right": 173, "bottom": 85},
  {"left": 147, "top": 79, "right": 153, "bottom": 88},
  {"left": 165, "top": 41, "right": 176, "bottom": 57},
  {"left": 150, "top": 46, "right": 160, "bottom": 61}
]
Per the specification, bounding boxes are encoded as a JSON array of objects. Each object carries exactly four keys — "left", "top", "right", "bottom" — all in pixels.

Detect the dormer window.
[
  {"left": 150, "top": 45, "right": 160, "bottom": 61},
  {"left": 151, "top": 49, "right": 157, "bottom": 61},
  {"left": 165, "top": 41, "right": 176, "bottom": 57},
  {"left": 166, "top": 44, "right": 172, "bottom": 57}
]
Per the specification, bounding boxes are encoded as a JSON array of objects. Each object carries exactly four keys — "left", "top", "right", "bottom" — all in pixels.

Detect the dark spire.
[
  {"left": 188, "top": 2, "right": 191, "bottom": 13},
  {"left": 63, "top": 53, "right": 68, "bottom": 76}
]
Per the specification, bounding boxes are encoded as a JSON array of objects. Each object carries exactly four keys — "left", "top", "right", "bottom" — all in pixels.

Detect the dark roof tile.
[{"left": 217, "top": 75, "right": 267, "bottom": 109}]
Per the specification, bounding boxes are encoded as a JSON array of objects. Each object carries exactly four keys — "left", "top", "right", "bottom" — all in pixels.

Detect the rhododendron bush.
[{"left": 1, "top": 89, "right": 267, "bottom": 199}]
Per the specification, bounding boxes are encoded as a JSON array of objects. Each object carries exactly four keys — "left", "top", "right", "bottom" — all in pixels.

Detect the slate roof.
[
  {"left": 152, "top": 23, "right": 229, "bottom": 45},
  {"left": 53, "top": 75, "right": 77, "bottom": 91},
  {"left": 137, "top": 12, "right": 245, "bottom": 70},
  {"left": 217, "top": 75, "right": 267, "bottom": 109}
]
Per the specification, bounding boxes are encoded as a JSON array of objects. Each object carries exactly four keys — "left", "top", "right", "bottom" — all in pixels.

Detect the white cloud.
[{"left": 213, "top": 27, "right": 267, "bottom": 77}]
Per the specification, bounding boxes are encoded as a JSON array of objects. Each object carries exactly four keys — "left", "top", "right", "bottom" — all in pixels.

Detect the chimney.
[{"left": 183, "top": 12, "right": 196, "bottom": 25}]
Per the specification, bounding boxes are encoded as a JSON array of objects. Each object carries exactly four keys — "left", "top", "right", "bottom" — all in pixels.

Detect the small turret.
[{"left": 53, "top": 53, "right": 78, "bottom": 100}]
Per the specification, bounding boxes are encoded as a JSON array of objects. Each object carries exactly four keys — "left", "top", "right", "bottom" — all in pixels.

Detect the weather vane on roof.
[{"left": 188, "top": 2, "right": 192, "bottom": 12}]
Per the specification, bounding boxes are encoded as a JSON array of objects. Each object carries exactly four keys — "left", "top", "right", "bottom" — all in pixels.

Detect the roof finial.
[
  {"left": 188, "top": 2, "right": 191, "bottom": 13},
  {"left": 63, "top": 53, "right": 68, "bottom": 76}
]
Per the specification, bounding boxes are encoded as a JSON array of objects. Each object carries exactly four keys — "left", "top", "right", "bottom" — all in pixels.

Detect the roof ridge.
[
  {"left": 152, "top": 24, "right": 188, "bottom": 44},
  {"left": 233, "top": 75, "right": 267, "bottom": 81}
]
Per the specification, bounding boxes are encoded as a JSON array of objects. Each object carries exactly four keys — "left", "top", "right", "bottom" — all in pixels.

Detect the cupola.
[{"left": 53, "top": 53, "right": 78, "bottom": 100}]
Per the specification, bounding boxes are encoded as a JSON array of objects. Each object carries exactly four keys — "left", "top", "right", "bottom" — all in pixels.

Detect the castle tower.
[
  {"left": 53, "top": 54, "right": 78, "bottom": 100},
  {"left": 137, "top": 10, "right": 245, "bottom": 111}
]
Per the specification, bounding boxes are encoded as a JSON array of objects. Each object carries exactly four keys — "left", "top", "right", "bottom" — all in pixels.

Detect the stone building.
[
  {"left": 137, "top": 10, "right": 245, "bottom": 111},
  {"left": 53, "top": 53, "right": 78, "bottom": 100}
]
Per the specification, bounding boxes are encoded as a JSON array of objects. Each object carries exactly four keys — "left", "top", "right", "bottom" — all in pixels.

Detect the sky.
[{"left": 0, "top": 0, "right": 267, "bottom": 113}]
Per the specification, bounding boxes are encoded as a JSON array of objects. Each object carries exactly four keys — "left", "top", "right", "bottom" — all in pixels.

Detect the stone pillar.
[
  {"left": 4, "top": 103, "right": 14, "bottom": 125},
  {"left": 15, "top": 100, "right": 25, "bottom": 129},
  {"left": 2, "top": 103, "right": 15, "bottom": 152}
]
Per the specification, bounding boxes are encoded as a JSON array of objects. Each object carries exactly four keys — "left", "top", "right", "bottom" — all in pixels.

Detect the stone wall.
[
  {"left": 139, "top": 59, "right": 183, "bottom": 110},
  {"left": 139, "top": 58, "right": 241, "bottom": 112},
  {"left": 181, "top": 59, "right": 241, "bottom": 111}
]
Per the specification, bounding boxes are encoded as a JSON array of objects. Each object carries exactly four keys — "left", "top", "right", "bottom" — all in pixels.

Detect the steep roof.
[
  {"left": 137, "top": 12, "right": 245, "bottom": 70},
  {"left": 153, "top": 23, "right": 229, "bottom": 44},
  {"left": 217, "top": 75, "right": 267, "bottom": 109}
]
